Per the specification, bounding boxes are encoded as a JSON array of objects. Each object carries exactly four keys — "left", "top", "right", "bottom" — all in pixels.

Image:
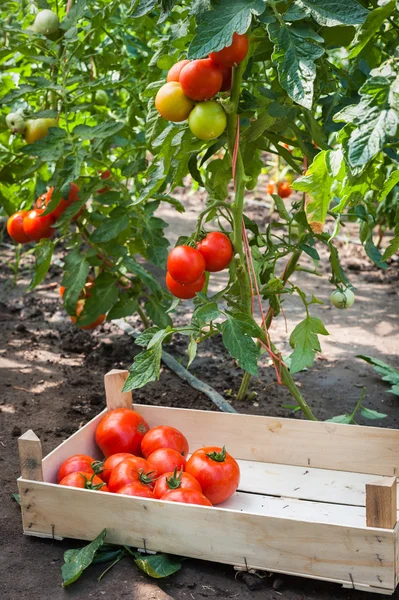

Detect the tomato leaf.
[
  {"left": 297, "top": 0, "right": 369, "bottom": 27},
  {"left": 187, "top": 336, "right": 197, "bottom": 368},
  {"left": 76, "top": 273, "right": 119, "bottom": 326},
  {"left": 22, "top": 128, "right": 67, "bottom": 162},
  {"left": 61, "top": 529, "right": 107, "bottom": 587},
  {"left": 192, "top": 302, "right": 220, "bottom": 327},
  {"left": 221, "top": 316, "right": 260, "bottom": 377},
  {"left": 272, "top": 194, "right": 290, "bottom": 222},
  {"left": 360, "top": 407, "right": 387, "bottom": 420},
  {"left": 357, "top": 355, "right": 399, "bottom": 387},
  {"left": 61, "top": 249, "right": 90, "bottom": 314},
  {"left": 73, "top": 121, "right": 125, "bottom": 140},
  {"left": 142, "top": 217, "right": 170, "bottom": 268},
  {"left": 91, "top": 214, "right": 130, "bottom": 243},
  {"left": 27, "top": 239, "right": 54, "bottom": 291},
  {"left": 382, "top": 234, "right": 399, "bottom": 261},
  {"left": 107, "top": 295, "right": 139, "bottom": 320},
  {"left": 365, "top": 240, "right": 388, "bottom": 270},
  {"left": 188, "top": 0, "right": 265, "bottom": 59},
  {"left": 289, "top": 316, "right": 329, "bottom": 374},
  {"left": 325, "top": 414, "right": 353, "bottom": 424},
  {"left": 123, "top": 344, "right": 163, "bottom": 391},
  {"left": 122, "top": 257, "right": 163, "bottom": 295},
  {"left": 348, "top": 1, "right": 395, "bottom": 59},
  {"left": 133, "top": 553, "right": 181, "bottom": 578},
  {"left": 145, "top": 296, "right": 173, "bottom": 328}
]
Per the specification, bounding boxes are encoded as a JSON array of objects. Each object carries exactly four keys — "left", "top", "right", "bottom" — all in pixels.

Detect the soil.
[{"left": 1, "top": 193, "right": 398, "bottom": 600}]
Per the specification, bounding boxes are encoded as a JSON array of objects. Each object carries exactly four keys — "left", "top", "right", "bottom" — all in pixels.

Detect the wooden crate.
[{"left": 18, "top": 369, "right": 399, "bottom": 595}]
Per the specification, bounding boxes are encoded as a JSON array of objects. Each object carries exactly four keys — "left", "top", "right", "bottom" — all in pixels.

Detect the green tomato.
[
  {"left": 94, "top": 90, "right": 108, "bottom": 106},
  {"left": 33, "top": 10, "right": 59, "bottom": 36},
  {"left": 330, "top": 288, "right": 355, "bottom": 309},
  {"left": 188, "top": 101, "right": 226, "bottom": 141},
  {"left": 6, "top": 112, "right": 26, "bottom": 133}
]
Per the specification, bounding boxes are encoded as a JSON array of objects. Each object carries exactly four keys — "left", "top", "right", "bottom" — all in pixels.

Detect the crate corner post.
[
  {"left": 366, "top": 476, "right": 397, "bottom": 529},
  {"left": 104, "top": 369, "right": 132, "bottom": 410},
  {"left": 18, "top": 429, "right": 44, "bottom": 482}
]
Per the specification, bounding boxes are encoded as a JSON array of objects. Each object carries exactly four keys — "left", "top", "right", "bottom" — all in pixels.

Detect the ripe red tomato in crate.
[
  {"left": 153, "top": 468, "right": 202, "bottom": 500},
  {"left": 57, "top": 454, "right": 98, "bottom": 483},
  {"left": 147, "top": 448, "right": 187, "bottom": 476},
  {"left": 186, "top": 446, "right": 240, "bottom": 505},
  {"left": 108, "top": 456, "right": 156, "bottom": 493},
  {"left": 59, "top": 471, "right": 109, "bottom": 492},
  {"left": 141, "top": 425, "right": 189, "bottom": 458},
  {"left": 100, "top": 452, "right": 135, "bottom": 484},
  {"left": 116, "top": 481, "right": 155, "bottom": 499},
  {"left": 95, "top": 408, "right": 149, "bottom": 457},
  {"left": 161, "top": 488, "right": 212, "bottom": 506}
]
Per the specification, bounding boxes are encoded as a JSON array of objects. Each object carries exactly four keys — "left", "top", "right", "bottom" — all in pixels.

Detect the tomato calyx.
[
  {"left": 82, "top": 473, "right": 106, "bottom": 491},
  {"left": 91, "top": 460, "right": 105, "bottom": 475},
  {"left": 165, "top": 467, "right": 184, "bottom": 490},
  {"left": 137, "top": 468, "right": 156, "bottom": 485},
  {"left": 206, "top": 446, "right": 227, "bottom": 463}
]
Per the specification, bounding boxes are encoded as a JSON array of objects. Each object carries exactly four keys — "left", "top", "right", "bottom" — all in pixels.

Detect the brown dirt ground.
[{"left": 1, "top": 193, "right": 399, "bottom": 599}]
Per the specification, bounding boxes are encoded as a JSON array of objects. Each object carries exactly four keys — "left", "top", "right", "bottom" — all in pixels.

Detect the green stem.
[{"left": 137, "top": 305, "right": 150, "bottom": 329}]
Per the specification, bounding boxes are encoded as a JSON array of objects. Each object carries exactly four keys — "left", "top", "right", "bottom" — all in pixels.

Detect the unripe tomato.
[
  {"left": 330, "top": 288, "right": 355, "bottom": 309},
  {"left": 219, "top": 66, "right": 232, "bottom": 92},
  {"left": 155, "top": 82, "right": 195, "bottom": 122},
  {"left": 197, "top": 232, "right": 233, "bottom": 272},
  {"left": 167, "top": 245, "right": 205, "bottom": 284},
  {"left": 95, "top": 408, "right": 150, "bottom": 458},
  {"left": 180, "top": 59, "right": 223, "bottom": 101},
  {"left": 59, "top": 472, "right": 108, "bottom": 492},
  {"left": 6, "top": 112, "right": 26, "bottom": 133},
  {"left": 167, "top": 59, "right": 190, "bottom": 82},
  {"left": 33, "top": 9, "right": 59, "bottom": 36},
  {"left": 188, "top": 101, "right": 226, "bottom": 141},
  {"left": 161, "top": 488, "right": 212, "bottom": 506},
  {"left": 7, "top": 211, "right": 30, "bottom": 243},
  {"left": 209, "top": 33, "right": 249, "bottom": 68},
  {"left": 24, "top": 118, "right": 57, "bottom": 144},
  {"left": 70, "top": 299, "right": 106, "bottom": 330},
  {"left": 277, "top": 180, "right": 292, "bottom": 198},
  {"left": 166, "top": 272, "right": 206, "bottom": 300},
  {"left": 23, "top": 209, "right": 55, "bottom": 241},
  {"left": 267, "top": 179, "right": 276, "bottom": 195},
  {"left": 94, "top": 90, "right": 108, "bottom": 106}
]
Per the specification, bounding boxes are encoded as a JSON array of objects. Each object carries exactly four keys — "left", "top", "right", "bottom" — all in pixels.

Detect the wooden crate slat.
[
  {"left": 131, "top": 404, "right": 399, "bottom": 476},
  {"left": 17, "top": 480, "right": 395, "bottom": 592}
]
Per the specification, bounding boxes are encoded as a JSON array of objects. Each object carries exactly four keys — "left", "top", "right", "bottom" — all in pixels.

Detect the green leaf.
[
  {"left": 193, "top": 302, "right": 220, "bottom": 326},
  {"left": 122, "top": 258, "right": 162, "bottom": 295},
  {"left": 60, "top": 0, "right": 86, "bottom": 30},
  {"left": 298, "top": 243, "right": 320, "bottom": 261},
  {"left": 360, "top": 407, "right": 387, "bottom": 420},
  {"left": 135, "top": 327, "right": 160, "bottom": 347},
  {"left": 187, "top": 336, "right": 197, "bottom": 368},
  {"left": 222, "top": 316, "right": 260, "bottom": 377},
  {"left": 188, "top": 153, "right": 204, "bottom": 186},
  {"left": 329, "top": 243, "right": 351, "bottom": 288},
  {"left": 130, "top": 0, "right": 157, "bottom": 18},
  {"left": 357, "top": 355, "right": 399, "bottom": 386},
  {"left": 365, "top": 240, "right": 388, "bottom": 270},
  {"left": 61, "top": 249, "right": 90, "bottom": 314},
  {"left": 153, "top": 193, "right": 185, "bottom": 213},
  {"left": 142, "top": 217, "right": 170, "bottom": 268},
  {"left": 382, "top": 235, "right": 399, "bottom": 261},
  {"left": 326, "top": 414, "right": 353, "bottom": 424},
  {"left": 348, "top": 1, "right": 394, "bottom": 58},
  {"left": 272, "top": 194, "right": 290, "bottom": 221},
  {"left": 27, "top": 240, "right": 54, "bottom": 291},
  {"left": 289, "top": 316, "right": 329, "bottom": 374},
  {"left": 379, "top": 170, "right": 399, "bottom": 203},
  {"left": 268, "top": 21, "right": 324, "bottom": 110},
  {"left": 12, "top": 492, "right": 21, "bottom": 505},
  {"left": 76, "top": 273, "right": 119, "bottom": 326},
  {"left": 22, "top": 128, "right": 67, "bottom": 162},
  {"left": 62, "top": 529, "right": 107, "bottom": 587},
  {"left": 107, "top": 295, "right": 138, "bottom": 320},
  {"left": 134, "top": 553, "right": 181, "bottom": 578},
  {"left": 188, "top": 0, "right": 265, "bottom": 58},
  {"left": 73, "top": 121, "right": 125, "bottom": 140},
  {"left": 298, "top": 0, "right": 369, "bottom": 27},
  {"left": 123, "top": 345, "right": 163, "bottom": 391},
  {"left": 388, "top": 384, "right": 399, "bottom": 397},
  {"left": 145, "top": 296, "right": 173, "bottom": 328},
  {"left": 91, "top": 214, "right": 129, "bottom": 243}
]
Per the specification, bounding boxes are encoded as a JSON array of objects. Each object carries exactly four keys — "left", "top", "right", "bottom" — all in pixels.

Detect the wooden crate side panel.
[
  {"left": 18, "top": 480, "right": 395, "bottom": 591},
  {"left": 132, "top": 404, "right": 399, "bottom": 476}
]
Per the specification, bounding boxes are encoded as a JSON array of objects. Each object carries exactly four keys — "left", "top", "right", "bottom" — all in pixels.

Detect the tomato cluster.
[
  {"left": 155, "top": 33, "right": 248, "bottom": 140},
  {"left": 165, "top": 232, "right": 233, "bottom": 299},
  {"left": 60, "top": 278, "right": 106, "bottom": 330},
  {"left": 266, "top": 178, "right": 293, "bottom": 199},
  {"left": 57, "top": 408, "right": 240, "bottom": 506}
]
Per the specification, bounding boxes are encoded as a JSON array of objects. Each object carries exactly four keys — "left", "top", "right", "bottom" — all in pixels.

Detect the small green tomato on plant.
[
  {"left": 32, "top": 9, "right": 59, "bottom": 36},
  {"left": 330, "top": 288, "right": 355, "bottom": 309},
  {"left": 94, "top": 90, "right": 108, "bottom": 106},
  {"left": 6, "top": 112, "right": 26, "bottom": 134}
]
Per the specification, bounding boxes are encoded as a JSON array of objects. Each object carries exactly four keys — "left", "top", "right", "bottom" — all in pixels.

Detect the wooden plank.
[
  {"left": 104, "top": 369, "right": 132, "bottom": 410},
  {"left": 17, "top": 479, "right": 395, "bottom": 592},
  {"left": 366, "top": 477, "right": 398, "bottom": 529},
  {"left": 18, "top": 430, "right": 43, "bottom": 481},
  {"left": 131, "top": 404, "right": 399, "bottom": 476}
]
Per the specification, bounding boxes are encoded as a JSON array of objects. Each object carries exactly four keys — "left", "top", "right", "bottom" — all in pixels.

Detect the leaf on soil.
[
  {"left": 360, "top": 407, "right": 387, "bottom": 420},
  {"left": 133, "top": 553, "right": 182, "bottom": 578},
  {"left": 357, "top": 355, "right": 399, "bottom": 387},
  {"left": 61, "top": 529, "right": 107, "bottom": 587},
  {"left": 289, "top": 316, "right": 329, "bottom": 374}
]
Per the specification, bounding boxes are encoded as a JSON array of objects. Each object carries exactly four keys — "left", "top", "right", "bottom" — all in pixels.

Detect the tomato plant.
[
  {"left": 186, "top": 447, "right": 240, "bottom": 505},
  {"left": 95, "top": 408, "right": 149, "bottom": 457},
  {"left": 153, "top": 468, "right": 202, "bottom": 499},
  {"left": 141, "top": 426, "right": 189, "bottom": 458}
]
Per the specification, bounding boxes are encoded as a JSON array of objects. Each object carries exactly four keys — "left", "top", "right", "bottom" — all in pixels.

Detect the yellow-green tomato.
[
  {"left": 33, "top": 10, "right": 59, "bottom": 36},
  {"left": 188, "top": 101, "right": 226, "bottom": 141},
  {"left": 6, "top": 112, "right": 26, "bottom": 133},
  {"left": 155, "top": 82, "right": 194, "bottom": 122},
  {"left": 24, "top": 118, "right": 57, "bottom": 144},
  {"left": 330, "top": 288, "right": 355, "bottom": 309},
  {"left": 95, "top": 90, "right": 108, "bottom": 106}
]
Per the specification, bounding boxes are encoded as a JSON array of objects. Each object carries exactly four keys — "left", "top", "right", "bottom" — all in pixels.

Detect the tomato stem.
[{"left": 205, "top": 446, "right": 227, "bottom": 462}]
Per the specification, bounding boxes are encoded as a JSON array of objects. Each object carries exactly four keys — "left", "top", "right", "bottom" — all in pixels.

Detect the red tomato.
[
  {"left": 98, "top": 169, "right": 111, "bottom": 194},
  {"left": 60, "top": 277, "right": 94, "bottom": 300},
  {"left": 70, "top": 299, "right": 106, "bottom": 330},
  {"left": 141, "top": 425, "right": 189, "bottom": 458},
  {"left": 197, "top": 232, "right": 233, "bottom": 272},
  {"left": 108, "top": 456, "right": 156, "bottom": 493},
  {"left": 100, "top": 452, "right": 135, "bottom": 484},
  {"left": 147, "top": 448, "right": 186, "bottom": 476},
  {"left": 153, "top": 468, "right": 202, "bottom": 500},
  {"left": 219, "top": 66, "right": 232, "bottom": 92},
  {"left": 116, "top": 482, "right": 155, "bottom": 499},
  {"left": 48, "top": 183, "right": 80, "bottom": 219},
  {"left": 166, "top": 272, "right": 206, "bottom": 300},
  {"left": 57, "top": 454, "right": 97, "bottom": 483},
  {"left": 22, "top": 209, "right": 55, "bottom": 241},
  {"left": 180, "top": 59, "right": 223, "bottom": 101},
  {"left": 59, "top": 471, "right": 109, "bottom": 492},
  {"left": 267, "top": 179, "right": 276, "bottom": 195},
  {"left": 167, "top": 59, "right": 190, "bottom": 82},
  {"left": 7, "top": 211, "right": 30, "bottom": 243},
  {"left": 161, "top": 489, "right": 212, "bottom": 506},
  {"left": 186, "top": 446, "right": 240, "bottom": 505},
  {"left": 167, "top": 246, "right": 205, "bottom": 284},
  {"left": 96, "top": 408, "right": 150, "bottom": 457},
  {"left": 277, "top": 180, "right": 292, "bottom": 198},
  {"left": 209, "top": 33, "right": 249, "bottom": 68}
]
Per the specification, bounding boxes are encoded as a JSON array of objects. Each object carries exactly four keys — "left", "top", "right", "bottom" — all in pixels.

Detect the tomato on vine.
[
  {"left": 188, "top": 101, "right": 226, "bottom": 141},
  {"left": 24, "top": 118, "right": 57, "bottom": 144},
  {"left": 330, "top": 288, "right": 355, "bottom": 309},
  {"left": 70, "top": 299, "right": 106, "bottom": 330},
  {"left": 197, "top": 232, "right": 233, "bottom": 272},
  {"left": 180, "top": 59, "right": 223, "bottom": 101},
  {"left": 36, "top": 183, "right": 80, "bottom": 220},
  {"left": 141, "top": 425, "right": 189, "bottom": 458},
  {"left": 167, "top": 245, "right": 205, "bottom": 284},
  {"left": 95, "top": 408, "right": 150, "bottom": 457},
  {"left": 277, "top": 180, "right": 292, "bottom": 198},
  {"left": 7, "top": 211, "right": 30, "bottom": 243},
  {"left": 155, "top": 82, "right": 194, "bottom": 122},
  {"left": 186, "top": 446, "right": 240, "bottom": 505},
  {"left": 161, "top": 488, "right": 212, "bottom": 506},
  {"left": 166, "top": 272, "right": 206, "bottom": 299},
  {"left": 22, "top": 209, "right": 55, "bottom": 241},
  {"left": 153, "top": 468, "right": 202, "bottom": 499},
  {"left": 219, "top": 66, "right": 232, "bottom": 92},
  {"left": 209, "top": 33, "right": 249, "bottom": 68},
  {"left": 31, "top": 9, "right": 59, "bottom": 36},
  {"left": 6, "top": 112, "right": 26, "bottom": 133},
  {"left": 167, "top": 59, "right": 190, "bottom": 82},
  {"left": 267, "top": 179, "right": 276, "bottom": 195},
  {"left": 94, "top": 90, "right": 108, "bottom": 106}
]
